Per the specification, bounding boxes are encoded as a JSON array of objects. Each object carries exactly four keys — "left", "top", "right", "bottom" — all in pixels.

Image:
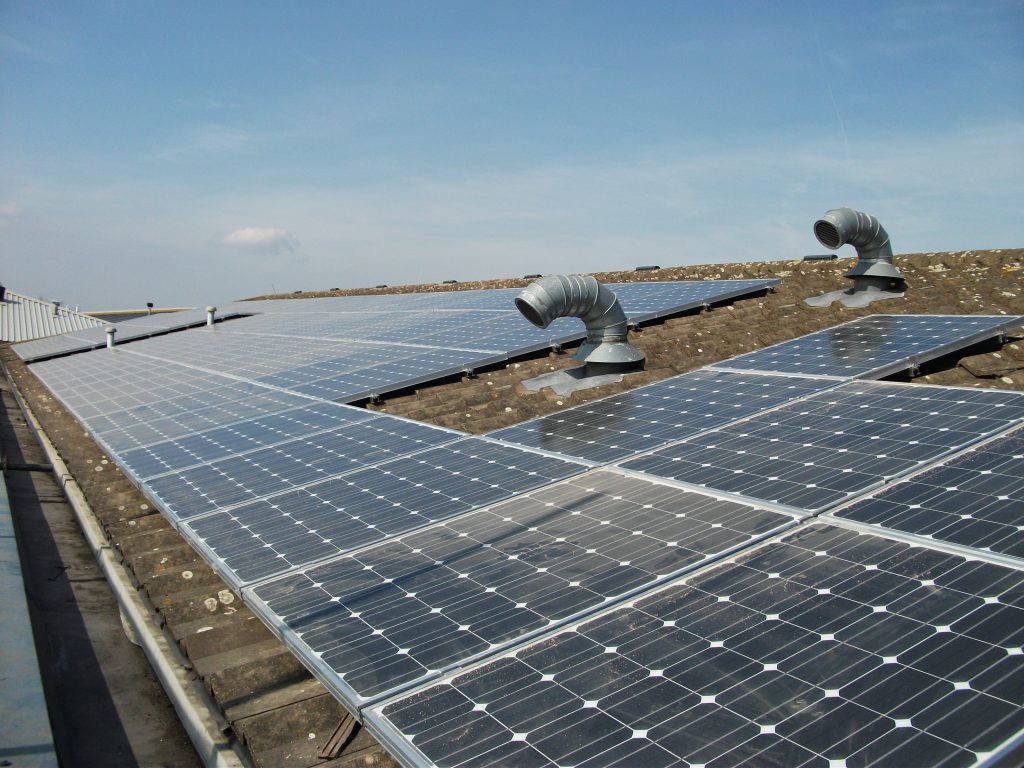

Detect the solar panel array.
[
  {"left": 14, "top": 279, "right": 778, "bottom": 368},
  {"left": 370, "top": 523, "right": 1024, "bottom": 767},
  {"left": 244, "top": 471, "right": 799, "bottom": 707},
  {"left": 18, "top": 279, "right": 780, "bottom": 406},
  {"left": 21, "top": 294, "right": 1024, "bottom": 767},
  {"left": 183, "top": 438, "right": 587, "bottom": 589}
]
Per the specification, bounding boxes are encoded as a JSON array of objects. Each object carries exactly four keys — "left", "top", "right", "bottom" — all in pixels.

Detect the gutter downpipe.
[{"left": 3, "top": 366, "right": 249, "bottom": 768}]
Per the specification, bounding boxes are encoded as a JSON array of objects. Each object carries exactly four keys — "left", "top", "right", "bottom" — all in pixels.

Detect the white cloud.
[
  {"left": 222, "top": 227, "right": 299, "bottom": 251},
  {"left": 0, "top": 200, "right": 19, "bottom": 226},
  {"left": 156, "top": 124, "right": 261, "bottom": 161}
]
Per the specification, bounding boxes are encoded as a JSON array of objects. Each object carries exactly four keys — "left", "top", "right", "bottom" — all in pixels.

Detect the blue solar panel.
[
  {"left": 243, "top": 471, "right": 797, "bottom": 708},
  {"left": 621, "top": 381, "right": 1024, "bottom": 514},
  {"left": 491, "top": 369, "right": 839, "bottom": 464},
  {"left": 26, "top": 285, "right": 1024, "bottom": 768},
  {"left": 832, "top": 428, "right": 1024, "bottom": 562},
  {"left": 714, "top": 315, "right": 1024, "bottom": 380},
  {"left": 25, "top": 279, "right": 780, "bottom": 408},
  {"left": 115, "top": 409, "right": 444, "bottom": 481},
  {"left": 369, "top": 522, "right": 1024, "bottom": 767},
  {"left": 179, "top": 438, "right": 587, "bottom": 589}
]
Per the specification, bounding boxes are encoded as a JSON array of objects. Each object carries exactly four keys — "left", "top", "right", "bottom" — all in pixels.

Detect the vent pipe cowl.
[
  {"left": 206, "top": 306, "right": 217, "bottom": 327},
  {"left": 106, "top": 327, "right": 116, "bottom": 349},
  {"left": 814, "top": 207, "right": 902, "bottom": 281},
  {"left": 515, "top": 275, "right": 645, "bottom": 374}
]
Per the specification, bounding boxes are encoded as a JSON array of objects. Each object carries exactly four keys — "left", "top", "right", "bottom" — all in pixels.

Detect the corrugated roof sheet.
[{"left": 0, "top": 288, "right": 108, "bottom": 343}]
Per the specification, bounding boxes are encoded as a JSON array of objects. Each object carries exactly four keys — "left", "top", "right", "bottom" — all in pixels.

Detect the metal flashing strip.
[
  {"left": 241, "top": 470, "right": 801, "bottom": 714},
  {"left": 367, "top": 521, "right": 1024, "bottom": 768},
  {"left": 706, "top": 364, "right": 847, "bottom": 382}
]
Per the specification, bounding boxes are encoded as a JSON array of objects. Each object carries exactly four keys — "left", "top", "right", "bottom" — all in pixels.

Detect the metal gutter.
[{"left": 3, "top": 365, "right": 250, "bottom": 768}]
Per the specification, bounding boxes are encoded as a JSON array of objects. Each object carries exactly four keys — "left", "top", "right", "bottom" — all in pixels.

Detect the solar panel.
[
  {"left": 831, "top": 428, "right": 1024, "bottom": 562},
  {"left": 143, "top": 415, "right": 463, "bottom": 519},
  {"left": 620, "top": 381, "right": 1024, "bottom": 514},
  {"left": 11, "top": 331, "right": 99, "bottom": 361},
  {"left": 92, "top": 387, "right": 316, "bottom": 453},
  {"left": 713, "top": 314, "right": 1024, "bottom": 380},
  {"left": 120, "top": 407, "right": 435, "bottom": 481},
  {"left": 612, "top": 279, "right": 779, "bottom": 321},
  {"left": 282, "top": 348, "right": 507, "bottom": 402},
  {"left": 490, "top": 370, "right": 840, "bottom": 464},
  {"left": 368, "top": 522, "right": 1024, "bottom": 768},
  {"left": 242, "top": 471, "right": 798, "bottom": 709},
  {"left": 127, "top": 332, "right": 416, "bottom": 382},
  {"left": 29, "top": 350, "right": 234, "bottom": 422},
  {"left": 178, "top": 438, "right": 587, "bottom": 589}
]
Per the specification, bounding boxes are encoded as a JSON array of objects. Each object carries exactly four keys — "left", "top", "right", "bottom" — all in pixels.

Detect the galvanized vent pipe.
[
  {"left": 813, "top": 207, "right": 902, "bottom": 281},
  {"left": 106, "top": 327, "right": 116, "bottom": 348},
  {"left": 515, "top": 275, "right": 644, "bottom": 374},
  {"left": 206, "top": 306, "right": 217, "bottom": 327}
]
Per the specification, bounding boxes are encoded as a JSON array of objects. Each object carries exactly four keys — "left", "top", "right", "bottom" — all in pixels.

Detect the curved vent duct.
[
  {"left": 516, "top": 275, "right": 645, "bottom": 375},
  {"left": 806, "top": 207, "right": 906, "bottom": 308},
  {"left": 814, "top": 207, "right": 902, "bottom": 281}
]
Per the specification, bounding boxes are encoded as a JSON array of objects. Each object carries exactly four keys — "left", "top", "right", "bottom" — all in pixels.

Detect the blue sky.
[{"left": 2, "top": 1, "right": 1022, "bottom": 309}]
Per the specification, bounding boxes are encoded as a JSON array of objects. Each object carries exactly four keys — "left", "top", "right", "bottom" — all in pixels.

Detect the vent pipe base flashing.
[
  {"left": 805, "top": 276, "right": 906, "bottom": 309},
  {"left": 520, "top": 365, "right": 643, "bottom": 397}
]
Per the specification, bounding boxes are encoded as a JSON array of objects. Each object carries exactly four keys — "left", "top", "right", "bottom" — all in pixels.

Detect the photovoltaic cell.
[
  {"left": 369, "top": 523, "right": 1024, "bottom": 768},
  {"left": 714, "top": 314, "right": 1024, "bottom": 380},
  {"left": 490, "top": 370, "right": 839, "bottom": 464},
  {"left": 833, "top": 429, "right": 1024, "bottom": 561},
  {"left": 243, "top": 471, "right": 797, "bottom": 708},
  {"left": 179, "top": 438, "right": 587, "bottom": 588},
  {"left": 621, "top": 381, "right": 1024, "bottom": 514}
]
